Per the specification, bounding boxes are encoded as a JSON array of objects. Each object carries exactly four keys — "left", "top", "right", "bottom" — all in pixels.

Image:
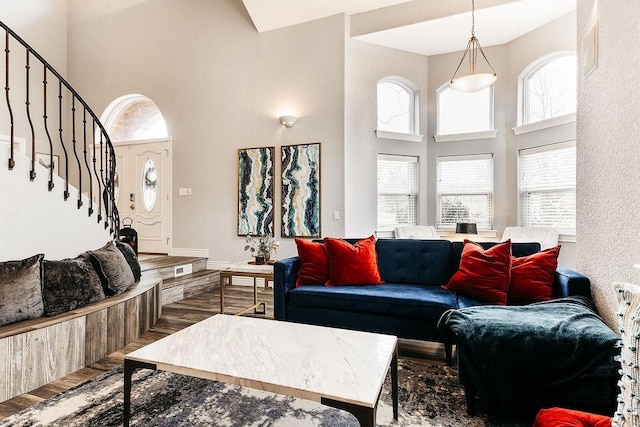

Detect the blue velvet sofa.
[{"left": 273, "top": 239, "right": 590, "bottom": 364}]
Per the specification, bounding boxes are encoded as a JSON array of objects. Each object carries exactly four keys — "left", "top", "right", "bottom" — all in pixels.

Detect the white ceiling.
[
  {"left": 241, "top": 0, "right": 414, "bottom": 33},
  {"left": 242, "top": 0, "right": 576, "bottom": 56}
]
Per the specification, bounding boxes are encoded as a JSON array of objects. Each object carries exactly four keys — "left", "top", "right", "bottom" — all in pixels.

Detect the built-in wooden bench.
[{"left": 0, "top": 271, "right": 162, "bottom": 403}]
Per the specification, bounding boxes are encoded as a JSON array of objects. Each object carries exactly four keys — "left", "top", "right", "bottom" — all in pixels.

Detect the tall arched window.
[
  {"left": 101, "top": 94, "right": 168, "bottom": 142},
  {"left": 520, "top": 52, "right": 576, "bottom": 125},
  {"left": 377, "top": 78, "right": 419, "bottom": 136},
  {"left": 437, "top": 84, "right": 494, "bottom": 136}
]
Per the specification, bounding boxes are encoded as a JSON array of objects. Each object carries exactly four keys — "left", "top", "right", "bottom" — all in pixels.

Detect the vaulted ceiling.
[{"left": 242, "top": 0, "right": 576, "bottom": 56}]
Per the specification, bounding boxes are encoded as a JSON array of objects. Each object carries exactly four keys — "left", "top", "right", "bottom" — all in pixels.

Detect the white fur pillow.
[{"left": 613, "top": 282, "right": 640, "bottom": 426}]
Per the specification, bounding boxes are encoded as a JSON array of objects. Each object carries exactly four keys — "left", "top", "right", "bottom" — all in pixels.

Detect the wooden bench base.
[{"left": 0, "top": 271, "right": 162, "bottom": 403}]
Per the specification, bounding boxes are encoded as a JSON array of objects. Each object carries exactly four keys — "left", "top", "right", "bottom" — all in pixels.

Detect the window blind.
[
  {"left": 436, "top": 154, "right": 493, "bottom": 229},
  {"left": 377, "top": 155, "right": 418, "bottom": 228},
  {"left": 519, "top": 142, "right": 576, "bottom": 234}
]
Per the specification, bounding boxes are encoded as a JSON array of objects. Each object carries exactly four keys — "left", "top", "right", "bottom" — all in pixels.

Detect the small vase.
[{"left": 255, "top": 256, "right": 267, "bottom": 265}]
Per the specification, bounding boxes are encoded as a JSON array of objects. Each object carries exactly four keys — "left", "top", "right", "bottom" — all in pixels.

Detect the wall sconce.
[{"left": 279, "top": 115, "right": 298, "bottom": 128}]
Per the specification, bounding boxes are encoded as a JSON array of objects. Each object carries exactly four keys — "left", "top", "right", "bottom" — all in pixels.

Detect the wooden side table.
[{"left": 219, "top": 261, "right": 274, "bottom": 316}]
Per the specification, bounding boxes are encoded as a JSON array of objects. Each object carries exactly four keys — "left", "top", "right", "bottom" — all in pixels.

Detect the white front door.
[{"left": 114, "top": 139, "right": 172, "bottom": 254}]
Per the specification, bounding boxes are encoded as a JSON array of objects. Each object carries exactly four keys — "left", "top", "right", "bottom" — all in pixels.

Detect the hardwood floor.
[
  {"left": 0, "top": 285, "right": 274, "bottom": 420},
  {"left": 0, "top": 282, "right": 446, "bottom": 420}
]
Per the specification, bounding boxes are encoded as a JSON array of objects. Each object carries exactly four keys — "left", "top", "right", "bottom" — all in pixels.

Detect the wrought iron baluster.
[
  {"left": 43, "top": 66, "right": 54, "bottom": 191},
  {"left": 71, "top": 97, "right": 83, "bottom": 209},
  {"left": 83, "top": 108, "right": 93, "bottom": 216},
  {"left": 5, "top": 31, "right": 14, "bottom": 170},
  {"left": 92, "top": 122, "right": 102, "bottom": 222},
  {"left": 26, "top": 50, "right": 36, "bottom": 181},
  {"left": 58, "top": 81, "right": 69, "bottom": 200},
  {"left": 109, "top": 143, "right": 118, "bottom": 235},
  {"left": 103, "top": 132, "right": 109, "bottom": 229}
]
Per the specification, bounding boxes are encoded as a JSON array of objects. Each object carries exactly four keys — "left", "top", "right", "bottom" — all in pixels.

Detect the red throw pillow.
[
  {"left": 534, "top": 407, "right": 611, "bottom": 427},
  {"left": 294, "top": 238, "right": 328, "bottom": 287},
  {"left": 443, "top": 240, "right": 512, "bottom": 305},
  {"left": 508, "top": 245, "right": 561, "bottom": 304},
  {"left": 324, "top": 236, "right": 383, "bottom": 286}
]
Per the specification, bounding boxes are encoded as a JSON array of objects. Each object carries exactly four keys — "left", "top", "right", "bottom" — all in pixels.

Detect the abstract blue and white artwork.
[
  {"left": 281, "top": 143, "right": 321, "bottom": 237},
  {"left": 238, "top": 147, "right": 274, "bottom": 236}
]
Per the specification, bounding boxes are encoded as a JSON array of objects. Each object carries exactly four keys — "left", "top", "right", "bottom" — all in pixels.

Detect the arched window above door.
[{"left": 101, "top": 94, "right": 168, "bottom": 142}]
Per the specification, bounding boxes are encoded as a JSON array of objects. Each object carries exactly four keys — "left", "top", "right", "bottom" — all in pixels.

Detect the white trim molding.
[
  {"left": 434, "top": 130, "right": 497, "bottom": 143},
  {"left": 169, "top": 247, "right": 210, "bottom": 258},
  {"left": 513, "top": 113, "right": 576, "bottom": 135},
  {"left": 437, "top": 229, "right": 498, "bottom": 240},
  {"left": 375, "top": 130, "right": 424, "bottom": 142},
  {"left": 207, "top": 260, "right": 230, "bottom": 270}
]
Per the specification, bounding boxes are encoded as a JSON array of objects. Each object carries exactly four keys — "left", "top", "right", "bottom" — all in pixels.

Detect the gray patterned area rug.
[{"left": 0, "top": 358, "right": 531, "bottom": 427}]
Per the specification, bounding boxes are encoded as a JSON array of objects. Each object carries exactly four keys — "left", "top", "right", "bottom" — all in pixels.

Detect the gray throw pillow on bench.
[
  {"left": 42, "top": 255, "right": 106, "bottom": 317},
  {"left": 88, "top": 241, "right": 135, "bottom": 296},
  {"left": 115, "top": 240, "right": 141, "bottom": 281},
  {"left": 0, "top": 253, "right": 45, "bottom": 327}
]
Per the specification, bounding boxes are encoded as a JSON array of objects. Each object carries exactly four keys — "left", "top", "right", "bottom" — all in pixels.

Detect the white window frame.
[
  {"left": 515, "top": 51, "right": 577, "bottom": 133},
  {"left": 375, "top": 78, "right": 423, "bottom": 142},
  {"left": 436, "top": 153, "right": 494, "bottom": 230},
  {"left": 434, "top": 83, "right": 496, "bottom": 142},
  {"left": 377, "top": 154, "right": 419, "bottom": 232},
  {"left": 518, "top": 141, "right": 576, "bottom": 236}
]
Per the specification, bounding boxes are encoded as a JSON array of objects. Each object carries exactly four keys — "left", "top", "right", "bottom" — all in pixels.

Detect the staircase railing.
[{"left": 1, "top": 20, "right": 119, "bottom": 235}]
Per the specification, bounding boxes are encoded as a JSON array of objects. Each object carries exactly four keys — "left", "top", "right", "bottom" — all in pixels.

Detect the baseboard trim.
[
  {"left": 169, "top": 248, "right": 209, "bottom": 258},
  {"left": 207, "top": 260, "right": 229, "bottom": 270}
]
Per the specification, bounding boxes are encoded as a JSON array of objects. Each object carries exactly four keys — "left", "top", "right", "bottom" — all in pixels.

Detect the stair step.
[
  {"left": 139, "top": 256, "right": 207, "bottom": 280},
  {"left": 162, "top": 269, "right": 220, "bottom": 306}
]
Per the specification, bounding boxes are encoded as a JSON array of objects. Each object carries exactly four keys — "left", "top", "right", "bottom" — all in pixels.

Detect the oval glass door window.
[{"left": 142, "top": 158, "right": 158, "bottom": 212}]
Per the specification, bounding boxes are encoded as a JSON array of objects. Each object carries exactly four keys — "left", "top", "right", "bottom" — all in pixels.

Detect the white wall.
[
  {"left": 0, "top": 0, "right": 67, "bottom": 73},
  {"left": 577, "top": 0, "right": 640, "bottom": 328},
  {"left": 0, "top": 141, "right": 112, "bottom": 261},
  {"left": 66, "top": 0, "right": 346, "bottom": 262},
  {"left": 0, "top": 0, "right": 68, "bottom": 153},
  {"left": 344, "top": 38, "right": 429, "bottom": 237}
]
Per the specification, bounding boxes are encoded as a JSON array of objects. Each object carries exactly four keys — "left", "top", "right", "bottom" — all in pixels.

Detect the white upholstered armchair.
[
  {"left": 501, "top": 227, "right": 559, "bottom": 249},
  {"left": 393, "top": 225, "right": 440, "bottom": 239}
]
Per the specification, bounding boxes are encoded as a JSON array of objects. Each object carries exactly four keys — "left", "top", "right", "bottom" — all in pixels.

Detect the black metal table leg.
[
  {"left": 123, "top": 359, "right": 156, "bottom": 427},
  {"left": 321, "top": 397, "right": 376, "bottom": 427},
  {"left": 392, "top": 344, "right": 398, "bottom": 420},
  {"left": 320, "top": 344, "right": 399, "bottom": 426}
]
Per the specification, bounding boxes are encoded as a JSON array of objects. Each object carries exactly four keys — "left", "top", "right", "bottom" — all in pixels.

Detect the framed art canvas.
[
  {"left": 281, "top": 142, "right": 321, "bottom": 238},
  {"left": 237, "top": 146, "right": 274, "bottom": 236}
]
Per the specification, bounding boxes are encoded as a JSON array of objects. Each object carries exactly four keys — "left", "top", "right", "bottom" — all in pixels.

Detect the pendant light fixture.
[{"left": 449, "top": 0, "right": 497, "bottom": 93}]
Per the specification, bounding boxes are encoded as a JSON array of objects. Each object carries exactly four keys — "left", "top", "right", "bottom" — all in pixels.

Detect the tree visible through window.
[
  {"left": 519, "top": 142, "right": 576, "bottom": 234},
  {"left": 377, "top": 154, "right": 418, "bottom": 229},
  {"left": 522, "top": 53, "right": 576, "bottom": 125},
  {"left": 377, "top": 79, "right": 417, "bottom": 135},
  {"left": 437, "top": 154, "right": 493, "bottom": 229}
]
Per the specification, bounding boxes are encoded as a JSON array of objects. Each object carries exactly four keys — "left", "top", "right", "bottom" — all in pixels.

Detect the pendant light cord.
[
  {"left": 471, "top": 0, "right": 475, "bottom": 38},
  {"left": 449, "top": 0, "right": 497, "bottom": 84}
]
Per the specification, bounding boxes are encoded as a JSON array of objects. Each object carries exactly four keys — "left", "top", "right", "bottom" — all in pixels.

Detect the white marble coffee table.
[{"left": 124, "top": 314, "right": 398, "bottom": 426}]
